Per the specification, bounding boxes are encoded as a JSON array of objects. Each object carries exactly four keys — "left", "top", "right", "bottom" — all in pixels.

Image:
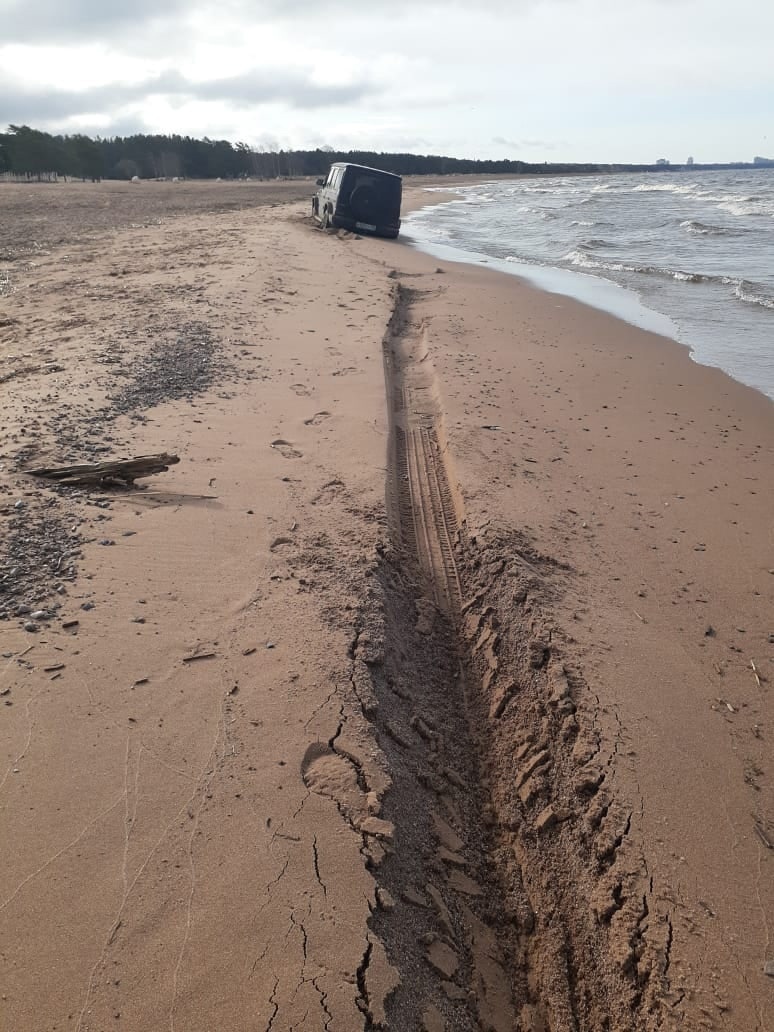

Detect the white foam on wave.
[
  {"left": 564, "top": 250, "right": 637, "bottom": 273},
  {"left": 564, "top": 250, "right": 733, "bottom": 286},
  {"left": 718, "top": 198, "right": 774, "bottom": 218},
  {"left": 679, "top": 219, "right": 732, "bottom": 236},
  {"left": 734, "top": 281, "right": 774, "bottom": 310},
  {"left": 633, "top": 181, "right": 699, "bottom": 195}
]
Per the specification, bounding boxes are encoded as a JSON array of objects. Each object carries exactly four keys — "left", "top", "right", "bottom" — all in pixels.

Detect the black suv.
[{"left": 312, "top": 163, "right": 402, "bottom": 239}]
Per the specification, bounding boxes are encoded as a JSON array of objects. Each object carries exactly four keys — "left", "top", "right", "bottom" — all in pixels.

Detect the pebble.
[
  {"left": 764, "top": 960, "right": 774, "bottom": 978},
  {"left": 30, "top": 610, "right": 48, "bottom": 620},
  {"left": 23, "top": 621, "right": 38, "bottom": 633},
  {"left": 14, "top": 604, "right": 31, "bottom": 616},
  {"left": 376, "top": 887, "right": 395, "bottom": 911},
  {"left": 81, "top": 601, "right": 95, "bottom": 611}
]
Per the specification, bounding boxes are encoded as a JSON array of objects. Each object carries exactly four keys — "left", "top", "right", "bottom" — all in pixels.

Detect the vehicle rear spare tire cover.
[{"left": 349, "top": 185, "right": 380, "bottom": 223}]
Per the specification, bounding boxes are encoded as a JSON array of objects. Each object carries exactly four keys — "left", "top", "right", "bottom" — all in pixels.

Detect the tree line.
[
  {"left": 0, "top": 124, "right": 768, "bottom": 181},
  {"left": 0, "top": 124, "right": 607, "bottom": 180}
]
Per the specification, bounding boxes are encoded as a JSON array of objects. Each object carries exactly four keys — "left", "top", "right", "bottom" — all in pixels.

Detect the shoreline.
[
  {"left": 402, "top": 182, "right": 774, "bottom": 404},
  {"left": 1, "top": 182, "right": 772, "bottom": 1030}
]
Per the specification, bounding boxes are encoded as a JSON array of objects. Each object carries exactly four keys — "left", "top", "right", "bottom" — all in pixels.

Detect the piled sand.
[{"left": 0, "top": 180, "right": 772, "bottom": 1031}]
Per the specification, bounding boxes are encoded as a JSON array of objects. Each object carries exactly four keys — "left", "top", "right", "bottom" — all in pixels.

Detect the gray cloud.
[
  {"left": 2, "top": 0, "right": 190, "bottom": 43},
  {"left": 1, "top": 67, "right": 380, "bottom": 128},
  {"left": 2, "top": 0, "right": 532, "bottom": 44}
]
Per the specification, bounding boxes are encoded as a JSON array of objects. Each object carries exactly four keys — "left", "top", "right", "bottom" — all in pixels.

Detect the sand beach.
[{"left": 0, "top": 178, "right": 772, "bottom": 1031}]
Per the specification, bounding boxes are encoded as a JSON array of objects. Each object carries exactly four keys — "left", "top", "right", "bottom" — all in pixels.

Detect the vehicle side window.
[{"left": 326, "top": 168, "right": 335, "bottom": 187}]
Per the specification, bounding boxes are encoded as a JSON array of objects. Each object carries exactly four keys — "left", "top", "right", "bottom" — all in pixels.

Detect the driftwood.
[
  {"left": 26, "top": 453, "right": 180, "bottom": 487},
  {"left": 0, "top": 361, "right": 64, "bottom": 385}
]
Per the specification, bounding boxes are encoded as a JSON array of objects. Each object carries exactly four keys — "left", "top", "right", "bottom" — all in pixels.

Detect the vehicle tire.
[
  {"left": 320, "top": 207, "right": 330, "bottom": 230},
  {"left": 349, "top": 185, "right": 379, "bottom": 223}
]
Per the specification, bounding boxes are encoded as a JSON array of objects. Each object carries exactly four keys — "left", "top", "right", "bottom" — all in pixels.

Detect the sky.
[{"left": 1, "top": 0, "right": 772, "bottom": 162}]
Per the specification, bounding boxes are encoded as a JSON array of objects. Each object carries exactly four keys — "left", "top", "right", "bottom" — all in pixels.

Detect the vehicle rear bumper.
[{"left": 331, "top": 213, "right": 401, "bottom": 238}]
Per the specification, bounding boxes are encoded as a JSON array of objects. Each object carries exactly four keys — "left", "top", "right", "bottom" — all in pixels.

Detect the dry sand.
[{"left": 1, "top": 179, "right": 772, "bottom": 1032}]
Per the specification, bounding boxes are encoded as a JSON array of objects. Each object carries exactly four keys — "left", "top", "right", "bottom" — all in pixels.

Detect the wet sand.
[{"left": 1, "top": 179, "right": 772, "bottom": 1031}]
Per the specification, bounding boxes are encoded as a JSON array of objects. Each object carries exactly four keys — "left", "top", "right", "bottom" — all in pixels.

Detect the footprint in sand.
[
  {"left": 291, "top": 383, "right": 311, "bottom": 397},
  {"left": 301, "top": 743, "right": 394, "bottom": 839},
  {"left": 271, "top": 439, "right": 303, "bottom": 459},
  {"left": 312, "top": 479, "right": 346, "bottom": 505},
  {"left": 304, "top": 411, "right": 331, "bottom": 426},
  {"left": 269, "top": 536, "right": 295, "bottom": 552},
  {"left": 301, "top": 743, "right": 365, "bottom": 816}
]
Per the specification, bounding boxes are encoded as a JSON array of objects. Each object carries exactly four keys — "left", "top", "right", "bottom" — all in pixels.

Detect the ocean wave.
[
  {"left": 512, "top": 204, "right": 555, "bottom": 220},
  {"left": 564, "top": 250, "right": 638, "bottom": 273},
  {"left": 632, "top": 181, "right": 699, "bottom": 195},
  {"left": 679, "top": 219, "right": 733, "bottom": 236},
  {"left": 577, "top": 237, "right": 616, "bottom": 250},
  {"left": 717, "top": 198, "right": 774, "bottom": 217},
  {"left": 563, "top": 252, "right": 774, "bottom": 305},
  {"left": 734, "top": 280, "right": 774, "bottom": 310},
  {"left": 565, "top": 250, "right": 718, "bottom": 284}
]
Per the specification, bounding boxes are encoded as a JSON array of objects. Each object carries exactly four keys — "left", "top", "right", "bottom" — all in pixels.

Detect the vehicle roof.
[{"left": 330, "top": 162, "right": 402, "bottom": 181}]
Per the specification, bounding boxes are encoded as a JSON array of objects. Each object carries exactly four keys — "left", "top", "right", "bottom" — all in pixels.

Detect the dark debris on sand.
[
  {"left": 0, "top": 497, "right": 81, "bottom": 621},
  {"left": 106, "top": 322, "right": 228, "bottom": 416}
]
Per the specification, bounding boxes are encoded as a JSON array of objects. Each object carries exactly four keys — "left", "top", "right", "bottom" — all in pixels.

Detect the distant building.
[
  {"left": 656, "top": 158, "right": 670, "bottom": 166},
  {"left": 686, "top": 156, "right": 694, "bottom": 165}
]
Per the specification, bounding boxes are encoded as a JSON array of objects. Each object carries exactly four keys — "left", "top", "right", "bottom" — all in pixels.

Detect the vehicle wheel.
[
  {"left": 349, "top": 185, "right": 378, "bottom": 222},
  {"left": 320, "top": 208, "right": 330, "bottom": 230}
]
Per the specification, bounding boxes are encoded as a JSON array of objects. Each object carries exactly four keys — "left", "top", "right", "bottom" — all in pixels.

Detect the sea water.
[{"left": 404, "top": 169, "right": 774, "bottom": 400}]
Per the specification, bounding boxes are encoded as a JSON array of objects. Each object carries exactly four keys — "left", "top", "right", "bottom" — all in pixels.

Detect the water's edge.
[{"left": 403, "top": 202, "right": 774, "bottom": 404}]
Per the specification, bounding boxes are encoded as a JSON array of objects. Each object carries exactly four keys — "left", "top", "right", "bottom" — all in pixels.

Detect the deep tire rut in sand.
[
  {"left": 385, "top": 306, "right": 463, "bottom": 616},
  {"left": 349, "top": 282, "right": 678, "bottom": 1030}
]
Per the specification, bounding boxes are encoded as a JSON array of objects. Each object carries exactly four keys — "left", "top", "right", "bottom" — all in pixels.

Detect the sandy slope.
[{"left": 0, "top": 180, "right": 772, "bottom": 1031}]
